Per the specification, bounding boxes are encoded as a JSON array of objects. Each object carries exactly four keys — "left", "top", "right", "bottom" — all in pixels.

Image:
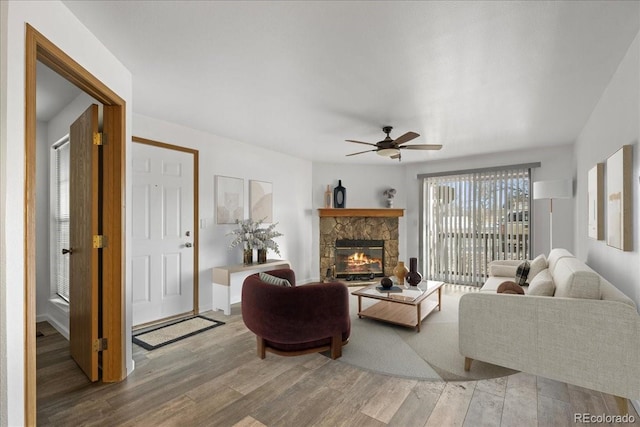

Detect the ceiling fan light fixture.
[{"left": 377, "top": 148, "right": 400, "bottom": 157}]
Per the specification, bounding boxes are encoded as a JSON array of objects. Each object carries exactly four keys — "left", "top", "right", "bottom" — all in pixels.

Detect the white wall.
[
  {"left": 311, "top": 147, "right": 575, "bottom": 282},
  {"left": 36, "top": 120, "right": 50, "bottom": 318},
  {"left": 0, "top": 1, "right": 8, "bottom": 423},
  {"left": 403, "top": 145, "right": 576, "bottom": 261},
  {"left": 1, "top": 1, "right": 133, "bottom": 424},
  {"left": 575, "top": 32, "right": 640, "bottom": 306},
  {"left": 311, "top": 163, "right": 408, "bottom": 280},
  {"left": 133, "top": 114, "right": 314, "bottom": 309},
  {"left": 47, "top": 92, "right": 97, "bottom": 143}
]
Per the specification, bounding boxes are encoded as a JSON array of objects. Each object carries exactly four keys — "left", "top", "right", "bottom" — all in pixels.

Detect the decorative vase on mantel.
[
  {"left": 333, "top": 179, "right": 346, "bottom": 208},
  {"left": 393, "top": 261, "right": 408, "bottom": 286},
  {"left": 257, "top": 248, "right": 267, "bottom": 264},
  {"left": 243, "top": 248, "right": 253, "bottom": 265},
  {"left": 406, "top": 257, "right": 423, "bottom": 287}
]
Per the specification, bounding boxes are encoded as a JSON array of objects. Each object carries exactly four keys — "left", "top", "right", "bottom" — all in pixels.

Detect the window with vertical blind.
[
  {"left": 419, "top": 163, "right": 538, "bottom": 286},
  {"left": 53, "top": 138, "right": 70, "bottom": 301}
]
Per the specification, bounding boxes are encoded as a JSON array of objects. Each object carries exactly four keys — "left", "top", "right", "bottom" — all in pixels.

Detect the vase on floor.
[
  {"left": 257, "top": 248, "right": 267, "bottom": 263},
  {"left": 393, "top": 261, "right": 408, "bottom": 285},
  {"left": 243, "top": 249, "right": 253, "bottom": 265},
  {"left": 406, "top": 257, "right": 422, "bottom": 287}
]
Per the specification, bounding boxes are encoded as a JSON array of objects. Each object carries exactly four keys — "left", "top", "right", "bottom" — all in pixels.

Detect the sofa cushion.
[
  {"left": 552, "top": 257, "right": 600, "bottom": 299},
  {"left": 259, "top": 272, "right": 292, "bottom": 287},
  {"left": 490, "top": 263, "right": 520, "bottom": 277},
  {"left": 497, "top": 281, "right": 524, "bottom": 295},
  {"left": 527, "top": 268, "right": 554, "bottom": 296},
  {"left": 527, "top": 254, "right": 547, "bottom": 282},
  {"left": 547, "top": 248, "right": 574, "bottom": 274},
  {"left": 515, "top": 261, "right": 530, "bottom": 286}
]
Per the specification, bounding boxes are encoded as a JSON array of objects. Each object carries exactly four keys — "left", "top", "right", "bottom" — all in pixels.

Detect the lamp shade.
[
  {"left": 377, "top": 148, "right": 400, "bottom": 157},
  {"left": 533, "top": 180, "right": 572, "bottom": 200}
]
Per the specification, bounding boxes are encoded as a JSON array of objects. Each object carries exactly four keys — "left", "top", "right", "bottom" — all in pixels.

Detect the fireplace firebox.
[{"left": 335, "top": 239, "right": 384, "bottom": 280}]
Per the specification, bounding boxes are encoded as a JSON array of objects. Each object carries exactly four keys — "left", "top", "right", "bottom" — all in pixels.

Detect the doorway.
[
  {"left": 132, "top": 137, "right": 199, "bottom": 327},
  {"left": 25, "top": 24, "right": 126, "bottom": 424}
]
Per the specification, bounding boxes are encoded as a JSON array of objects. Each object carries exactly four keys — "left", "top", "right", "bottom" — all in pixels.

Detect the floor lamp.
[{"left": 533, "top": 180, "right": 572, "bottom": 250}]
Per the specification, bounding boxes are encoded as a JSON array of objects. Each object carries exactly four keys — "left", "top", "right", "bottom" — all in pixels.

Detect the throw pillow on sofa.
[
  {"left": 497, "top": 281, "right": 524, "bottom": 295},
  {"left": 515, "top": 260, "right": 530, "bottom": 286},
  {"left": 259, "top": 272, "right": 292, "bottom": 287},
  {"left": 527, "top": 269, "right": 555, "bottom": 296},
  {"left": 527, "top": 254, "right": 548, "bottom": 283}
]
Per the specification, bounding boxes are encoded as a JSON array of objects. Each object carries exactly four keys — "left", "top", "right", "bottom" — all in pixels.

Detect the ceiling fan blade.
[
  {"left": 346, "top": 149, "right": 376, "bottom": 156},
  {"left": 346, "top": 139, "right": 377, "bottom": 147},
  {"left": 393, "top": 131, "right": 420, "bottom": 146},
  {"left": 400, "top": 144, "right": 443, "bottom": 150}
]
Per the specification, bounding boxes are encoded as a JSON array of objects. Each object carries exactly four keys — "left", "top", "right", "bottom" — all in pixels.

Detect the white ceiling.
[{"left": 60, "top": 1, "right": 639, "bottom": 164}]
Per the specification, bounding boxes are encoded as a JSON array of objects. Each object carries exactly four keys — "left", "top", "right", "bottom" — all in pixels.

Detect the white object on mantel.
[
  {"left": 211, "top": 259, "right": 290, "bottom": 315},
  {"left": 533, "top": 180, "right": 572, "bottom": 250}
]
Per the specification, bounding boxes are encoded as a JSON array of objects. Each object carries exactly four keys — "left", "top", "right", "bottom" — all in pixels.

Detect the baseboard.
[{"left": 45, "top": 298, "right": 70, "bottom": 340}]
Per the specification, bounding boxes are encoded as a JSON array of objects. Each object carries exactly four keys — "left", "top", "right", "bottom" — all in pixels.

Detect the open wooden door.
[{"left": 68, "top": 104, "right": 100, "bottom": 381}]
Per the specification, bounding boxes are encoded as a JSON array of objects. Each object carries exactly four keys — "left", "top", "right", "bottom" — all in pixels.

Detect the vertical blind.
[
  {"left": 421, "top": 166, "right": 531, "bottom": 286},
  {"left": 53, "top": 139, "right": 70, "bottom": 301}
]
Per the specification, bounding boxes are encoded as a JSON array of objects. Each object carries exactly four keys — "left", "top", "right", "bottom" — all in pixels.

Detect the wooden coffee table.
[{"left": 351, "top": 280, "right": 445, "bottom": 332}]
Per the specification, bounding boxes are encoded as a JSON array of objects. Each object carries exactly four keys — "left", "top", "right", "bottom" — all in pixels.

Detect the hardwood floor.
[{"left": 37, "top": 308, "right": 639, "bottom": 426}]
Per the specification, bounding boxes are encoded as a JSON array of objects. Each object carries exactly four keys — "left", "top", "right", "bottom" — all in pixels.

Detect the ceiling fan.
[{"left": 346, "top": 126, "right": 442, "bottom": 161}]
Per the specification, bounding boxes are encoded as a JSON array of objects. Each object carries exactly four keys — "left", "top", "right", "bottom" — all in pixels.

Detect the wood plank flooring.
[{"left": 36, "top": 307, "right": 640, "bottom": 426}]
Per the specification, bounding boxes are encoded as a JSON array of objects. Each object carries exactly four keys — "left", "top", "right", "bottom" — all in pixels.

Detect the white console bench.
[{"left": 211, "top": 259, "right": 291, "bottom": 315}]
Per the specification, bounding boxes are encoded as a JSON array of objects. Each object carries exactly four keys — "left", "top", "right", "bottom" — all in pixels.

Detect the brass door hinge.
[
  {"left": 93, "top": 235, "right": 105, "bottom": 249},
  {"left": 93, "top": 338, "right": 108, "bottom": 352},
  {"left": 93, "top": 132, "right": 103, "bottom": 146}
]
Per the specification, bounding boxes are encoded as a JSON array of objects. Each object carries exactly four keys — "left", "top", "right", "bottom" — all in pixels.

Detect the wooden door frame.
[
  {"left": 25, "top": 24, "right": 126, "bottom": 424},
  {"left": 132, "top": 136, "right": 200, "bottom": 320}
]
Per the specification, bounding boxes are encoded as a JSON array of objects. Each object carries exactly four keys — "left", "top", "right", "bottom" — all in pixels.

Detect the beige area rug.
[
  {"left": 334, "top": 284, "right": 518, "bottom": 381},
  {"left": 133, "top": 315, "right": 225, "bottom": 350}
]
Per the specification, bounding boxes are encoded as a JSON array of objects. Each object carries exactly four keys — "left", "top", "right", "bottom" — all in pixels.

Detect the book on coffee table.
[{"left": 376, "top": 286, "right": 403, "bottom": 293}]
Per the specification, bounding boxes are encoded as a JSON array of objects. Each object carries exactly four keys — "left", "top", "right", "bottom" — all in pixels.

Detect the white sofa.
[{"left": 459, "top": 249, "right": 640, "bottom": 408}]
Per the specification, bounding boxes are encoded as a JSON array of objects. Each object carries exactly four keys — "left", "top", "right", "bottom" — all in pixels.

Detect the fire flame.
[{"left": 347, "top": 252, "right": 381, "bottom": 266}]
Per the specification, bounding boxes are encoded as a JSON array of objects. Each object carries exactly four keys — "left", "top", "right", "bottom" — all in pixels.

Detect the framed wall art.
[
  {"left": 587, "top": 163, "right": 604, "bottom": 240},
  {"left": 215, "top": 175, "right": 243, "bottom": 224},
  {"left": 606, "top": 145, "right": 632, "bottom": 251},
  {"left": 250, "top": 180, "right": 273, "bottom": 222}
]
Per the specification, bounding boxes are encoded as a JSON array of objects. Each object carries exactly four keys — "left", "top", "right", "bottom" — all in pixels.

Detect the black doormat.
[{"left": 132, "top": 315, "right": 225, "bottom": 351}]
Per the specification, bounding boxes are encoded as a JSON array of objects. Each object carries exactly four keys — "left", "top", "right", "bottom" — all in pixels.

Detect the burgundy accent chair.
[{"left": 241, "top": 268, "right": 350, "bottom": 359}]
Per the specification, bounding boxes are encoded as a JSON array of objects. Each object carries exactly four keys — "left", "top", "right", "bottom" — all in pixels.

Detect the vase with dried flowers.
[
  {"left": 227, "top": 218, "right": 283, "bottom": 264},
  {"left": 383, "top": 188, "right": 397, "bottom": 208}
]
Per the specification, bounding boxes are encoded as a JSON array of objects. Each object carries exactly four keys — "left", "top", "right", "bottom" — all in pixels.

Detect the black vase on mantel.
[
  {"left": 333, "top": 180, "right": 346, "bottom": 208},
  {"left": 406, "top": 257, "right": 422, "bottom": 287}
]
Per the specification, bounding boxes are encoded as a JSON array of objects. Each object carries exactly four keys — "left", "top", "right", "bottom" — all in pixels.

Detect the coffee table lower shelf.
[{"left": 357, "top": 299, "right": 439, "bottom": 332}]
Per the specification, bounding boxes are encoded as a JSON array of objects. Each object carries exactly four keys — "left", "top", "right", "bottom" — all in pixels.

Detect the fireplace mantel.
[{"left": 318, "top": 208, "right": 404, "bottom": 218}]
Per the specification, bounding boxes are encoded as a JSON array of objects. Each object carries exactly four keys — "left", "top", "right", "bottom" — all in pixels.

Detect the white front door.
[{"left": 132, "top": 141, "right": 196, "bottom": 326}]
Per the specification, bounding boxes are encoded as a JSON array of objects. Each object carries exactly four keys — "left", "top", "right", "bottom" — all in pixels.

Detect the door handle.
[
  {"left": 62, "top": 248, "right": 73, "bottom": 255},
  {"left": 184, "top": 242, "right": 193, "bottom": 248}
]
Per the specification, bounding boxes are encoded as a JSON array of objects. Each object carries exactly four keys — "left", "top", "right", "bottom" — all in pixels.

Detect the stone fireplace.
[
  {"left": 319, "top": 208, "right": 403, "bottom": 280},
  {"left": 334, "top": 239, "right": 384, "bottom": 279}
]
